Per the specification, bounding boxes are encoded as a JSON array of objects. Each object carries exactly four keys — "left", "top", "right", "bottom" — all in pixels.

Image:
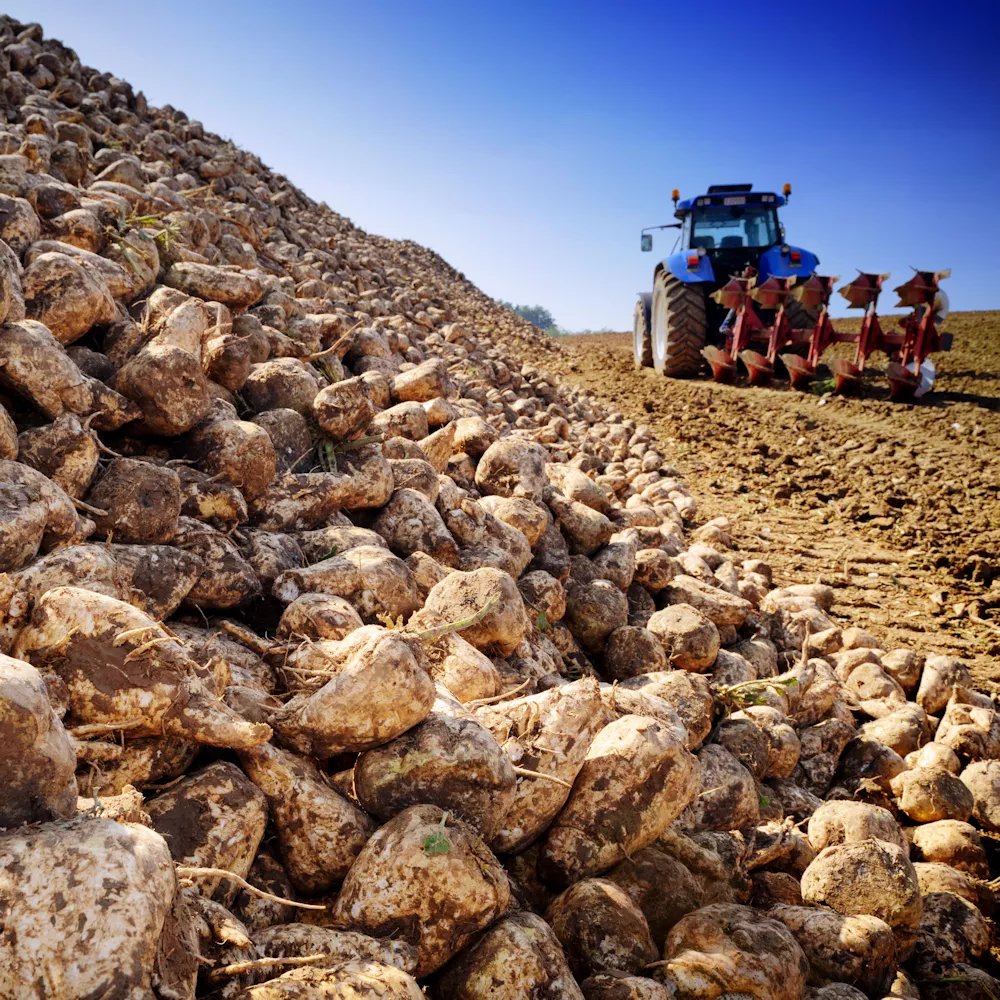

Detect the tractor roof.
[{"left": 676, "top": 184, "right": 786, "bottom": 213}]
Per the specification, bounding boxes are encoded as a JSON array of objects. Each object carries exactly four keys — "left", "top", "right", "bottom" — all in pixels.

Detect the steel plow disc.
[
  {"left": 739, "top": 350, "right": 774, "bottom": 385},
  {"left": 914, "top": 358, "right": 936, "bottom": 397},
  {"left": 702, "top": 345, "right": 737, "bottom": 383},
  {"left": 781, "top": 354, "right": 816, "bottom": 391},
  {"left": 829, "top": 359, "right": 861, "bottom": 394},
  {"left": 886, "top": 361, "right": 919, "bottom": 401}
]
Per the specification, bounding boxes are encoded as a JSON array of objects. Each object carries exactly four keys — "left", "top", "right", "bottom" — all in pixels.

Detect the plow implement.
[
  {"left": 701, "top": 268, "right": 952, "bottom": 400},
  {"left": 702, "top": 275, "right": 801, "bottom": 385}
]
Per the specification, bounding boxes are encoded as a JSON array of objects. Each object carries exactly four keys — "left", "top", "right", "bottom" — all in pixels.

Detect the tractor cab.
[
  {"left": 682, "top": 187, "right": 781, "bottom": 258},
  {"left": 641, "top": 184, "right": 817, "bottom": 292}
]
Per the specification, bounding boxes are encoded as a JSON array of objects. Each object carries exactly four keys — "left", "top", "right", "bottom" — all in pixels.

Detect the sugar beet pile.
[{"left": 1, "top": 16, "right": 998, "bottom": 1000}]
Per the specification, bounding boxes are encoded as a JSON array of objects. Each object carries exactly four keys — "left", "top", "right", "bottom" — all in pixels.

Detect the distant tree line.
[
  {"left": 498, "top": 301, "right": 557, "bottom": 331},
  {"left": 497, "top": 301, "right": 618, "bottom": 336}
]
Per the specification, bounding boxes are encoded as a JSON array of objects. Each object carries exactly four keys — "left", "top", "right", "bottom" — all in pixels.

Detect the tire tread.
[
  {"left": 654, "top": 270, "right": 706, "bottom": 377},
  {"left": 634, "top": 293, "right": 653, "bottom": 368}
]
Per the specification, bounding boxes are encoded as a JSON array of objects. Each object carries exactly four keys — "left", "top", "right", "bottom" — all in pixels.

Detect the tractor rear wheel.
[
  {"left": 781, "top": 295, "right": 821, "bottom": 357},
  {"left": 651, "top": 268, "right": 706, "bottom": 377},
  {"left": 785, "top": 296, "right": 819, "bottom": 330},
  {"left": 633, "top": 293, "right": 652, "bottom": 369}
]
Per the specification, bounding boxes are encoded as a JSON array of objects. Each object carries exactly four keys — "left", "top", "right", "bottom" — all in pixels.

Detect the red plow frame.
[{"left": 700, "top": 268, "right": 952, "bottom": 400}]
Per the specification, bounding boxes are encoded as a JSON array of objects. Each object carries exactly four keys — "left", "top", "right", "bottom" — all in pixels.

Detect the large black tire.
[
  {"left": 633, "top": 293, "right": 652, "bottom": 369},
  {"left": 651, "top": 267, "right": 706, "bottom": 377},
  {"left": 779, "top": 292, "right": 821, "bottom": 359},
  {"left": 785, "top": 296, "right": 819, "bottom": 330}
]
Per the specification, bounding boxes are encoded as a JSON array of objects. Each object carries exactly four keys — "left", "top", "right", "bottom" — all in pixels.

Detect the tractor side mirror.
[{"left": 640, "top": 234, "right": 652, "bottom": 252}]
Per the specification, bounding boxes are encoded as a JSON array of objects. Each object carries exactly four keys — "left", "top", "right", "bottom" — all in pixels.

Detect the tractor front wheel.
[
  {"left": 633, "top": 293, "right": 652, "bottom": 369},
  {"left": 651, "top": 268, "right": 706, "bottom": 377}
]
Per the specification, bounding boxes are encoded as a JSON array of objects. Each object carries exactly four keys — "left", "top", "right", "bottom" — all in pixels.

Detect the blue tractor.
[{"left": 634, "top": 183, "right": 820, "bottom": 376}]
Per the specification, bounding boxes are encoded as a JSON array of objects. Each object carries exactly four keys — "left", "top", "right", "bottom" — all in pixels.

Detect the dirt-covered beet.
[
  {"left": 800, "top": 839, "right": 923, "bottom": 955},
  {"left": 0, "top": 818, "right": 179, "bottom": 1000},
  {"left": 145, "top": 761, "right": 268, "bottom": 898},
  {"left": 474, "top": 679, "right": 611, "bottom": 854},
  {"left": 546, "top": 878, "right": 658, "bottom": 980},
  {"left": 238, "top": 961, "right": 423, "bottom": 998},
  {"left": 435, "top": 911, "right": 584, "bottom": 1000},
  {"left": 13, "top": 586, "right": 272, "bottom": 747},
  {"left": 354, "top": 689, "right": 516, "bottom": 839},
  {"left": 540, "top": 714, "right": 698, "bottom": 884},
  {"left": 770, "top": 905, "right": 898, "bottom": 996},
  {"left": 333, "top": 805, "right": 510, "bottom": 977},
  {"left": 238, "top": 741, "right": 375, "bottom": 893},
  {"left": 269, "top": 625, "right": 436, "bottom": 757},
  {"left": 0, "top": 653, "right": 78, "bottom": 825},
  {"left": 657, "top": 903, "right": 808, "bottom": 1000}
]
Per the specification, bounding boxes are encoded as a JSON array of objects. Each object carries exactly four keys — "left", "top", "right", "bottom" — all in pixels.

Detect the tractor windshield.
[{"left": 691, "top": 204, "right": 779, "bottom": 250}]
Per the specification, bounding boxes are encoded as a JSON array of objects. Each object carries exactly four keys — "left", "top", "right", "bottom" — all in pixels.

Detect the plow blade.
[
  {"left": 839, "top": 272, "right": 890, "bottom": 309},
  {"left": 894, "top": 269, "right": 951, "bottom": 309},
  {"left": 781, "top": 353, "right": 816, "bottom": 391},
  {"left": 886, "top": 359, "right": 936, "bottom": 401},
  {"left": 750, "top": 275, "right": 794, "bottom": 311},
  {"left": 829, "top": 359, "right": 862, "bottom": 394},
  {"left": 711, "top": 276, "right": 754, "bottom": 311},
  {"left": 739, "top": 350, "right": 774, "bottom": 385},
  {"left": 793, "top": 274, "right": 840, "bottom": 309},
  {"left": 886, "top": 362, "right": 918, "bottom": 401},
  {"left": 702, "top": 345, "right": 737, "bottom": 383}
]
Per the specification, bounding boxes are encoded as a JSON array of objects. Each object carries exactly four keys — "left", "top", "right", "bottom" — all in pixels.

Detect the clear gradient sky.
[{"left": 12, "top": 0, "right": 1000, "bottom": 330}]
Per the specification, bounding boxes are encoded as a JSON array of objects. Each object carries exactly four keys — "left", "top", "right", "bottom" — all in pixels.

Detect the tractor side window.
[{"left": 692, "top": 206, "right": 779, "bottom": 249}]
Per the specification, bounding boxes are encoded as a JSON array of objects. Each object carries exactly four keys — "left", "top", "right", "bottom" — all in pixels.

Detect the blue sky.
[{"left": 14, "top": 0, "right": 1000, "bottom": 330}]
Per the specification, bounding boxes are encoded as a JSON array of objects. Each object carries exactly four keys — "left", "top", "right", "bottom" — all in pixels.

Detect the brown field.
[{"left": 549, "top": 310, "right": 1000, "bottom": 685}]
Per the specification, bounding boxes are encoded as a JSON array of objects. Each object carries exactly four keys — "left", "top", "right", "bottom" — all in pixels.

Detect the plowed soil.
[{"left": 549, "top": 310, "right": 1000, "bottom": 686}]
